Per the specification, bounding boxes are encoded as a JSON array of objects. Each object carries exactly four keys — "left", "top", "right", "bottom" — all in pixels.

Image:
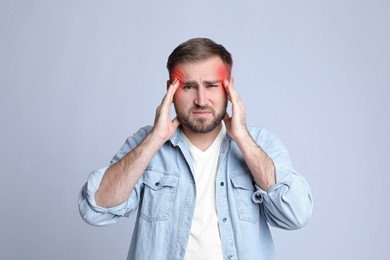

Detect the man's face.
[{"left": 170, "top": 56, "right": 229, "bottom": 134}]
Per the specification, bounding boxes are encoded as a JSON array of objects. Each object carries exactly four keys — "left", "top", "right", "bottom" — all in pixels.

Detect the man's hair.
[{"left": 167, "top": 38, "right": 233, "bottom": 75}]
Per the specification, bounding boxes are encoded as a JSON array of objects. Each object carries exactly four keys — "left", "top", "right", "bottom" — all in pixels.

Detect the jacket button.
[
  {"left": 155, "top": 182, "right": 160, "bottom": 186},
  {"left": 220, "top": 182, "right": 224, "bottom": 186},
  {"left": 222, "top": 217, "right": 227, "bottom": 222}
]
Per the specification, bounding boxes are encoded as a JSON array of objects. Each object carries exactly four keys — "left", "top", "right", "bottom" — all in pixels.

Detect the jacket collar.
[{"left": 169, "top": 124, "right": 232, "bottom": 148}]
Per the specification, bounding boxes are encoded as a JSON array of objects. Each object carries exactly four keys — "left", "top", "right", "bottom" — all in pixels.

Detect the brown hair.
[{"left": 167, "top": 38, "right": 233, "bottom": 75}]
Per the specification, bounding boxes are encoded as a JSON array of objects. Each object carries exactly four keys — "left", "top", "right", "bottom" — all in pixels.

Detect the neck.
[{"left": 181, "top": 123, "right": 222, "bottom": 151}]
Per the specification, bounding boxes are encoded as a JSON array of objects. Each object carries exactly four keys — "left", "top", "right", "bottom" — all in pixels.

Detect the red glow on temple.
[
  {"left": 170, "top": 69, "right": 185, "bottom": 84},
  {"left": 217, "top": 66, "right": 228, "bottom": 82}
]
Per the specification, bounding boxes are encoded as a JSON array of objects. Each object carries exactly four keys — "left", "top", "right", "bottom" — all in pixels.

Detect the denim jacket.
[{"left": 79, "top": 125, "right": 313, "bottom": 260}]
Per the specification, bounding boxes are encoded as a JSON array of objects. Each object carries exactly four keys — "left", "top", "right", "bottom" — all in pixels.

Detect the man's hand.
[
  {"left": 223, "top": 78, "right": 276, "bottom": 191},
  {"left": 95, "top": 79, "right": 181, "bottom": 208},
  {"left": 223, "top": 78, "right": 249, "bottom": 141},
  {"left": 151, "top": 78, "right": 181, "bottom": 142}
]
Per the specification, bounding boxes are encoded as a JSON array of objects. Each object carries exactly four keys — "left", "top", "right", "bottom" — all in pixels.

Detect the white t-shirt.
[{"left": 182, "top": 124, "right": 226, "bottom": 260}]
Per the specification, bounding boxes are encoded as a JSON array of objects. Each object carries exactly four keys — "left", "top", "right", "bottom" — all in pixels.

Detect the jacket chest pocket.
[
  {"left": 230, "top": 172, "right": 260, "bottom": 223},
  {"left": 140, "top": 170, "right": 179, "bottom": 222}
]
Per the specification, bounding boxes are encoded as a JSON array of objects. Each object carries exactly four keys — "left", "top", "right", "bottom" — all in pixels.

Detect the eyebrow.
[
  {"left": 204, "top": 80, "right": 221, "bottom": 85},
  {"left": 182, "top": 80, "right": 221, "bottom": 85}
]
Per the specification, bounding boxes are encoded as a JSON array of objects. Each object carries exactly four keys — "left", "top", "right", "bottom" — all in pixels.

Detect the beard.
[{"left": 175, "top": 100, "right": 227, "bottom": 134}]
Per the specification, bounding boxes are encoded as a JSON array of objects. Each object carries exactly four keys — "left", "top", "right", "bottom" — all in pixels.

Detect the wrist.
[
  {"left": 148, "top": 128, "right": 171, "bottom": 147},
  {"left": 230, "top": 128, "right": 251, "bottom": 143}
]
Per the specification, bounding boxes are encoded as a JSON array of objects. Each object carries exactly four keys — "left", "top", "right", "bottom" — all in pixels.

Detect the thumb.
[
  {"left": 223, "top": 113, "right": 231, "bottom": 128},
  {"left": 223, "top": 113, "right": 230, "bottom": 121},
  {"left": 172, "top": 117, "right": 180, "bottom": 129}
]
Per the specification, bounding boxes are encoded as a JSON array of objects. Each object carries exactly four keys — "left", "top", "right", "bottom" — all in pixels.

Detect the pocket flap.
[
  {"left": 143, "top": 171, "right": 178, "bottom": 191},
  {"left": 230, "top": 173, "right": 255, "bottom": 190}
]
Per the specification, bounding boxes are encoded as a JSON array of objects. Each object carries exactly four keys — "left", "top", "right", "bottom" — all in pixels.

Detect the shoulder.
[
  {"left": 132, "top": 125, "right": 153, "bottom": 138},
  {"left": 124, "top": 125, "right": 155, "bottom": 146},
  {"left": 247, "top": 125, "right": 282, "bottom": 150},
  {"left": 110, "top": 125, "right": 153, "bottom": 163},
  {"left": 247, "top": 125, "right": 270, "bottom": 140}
]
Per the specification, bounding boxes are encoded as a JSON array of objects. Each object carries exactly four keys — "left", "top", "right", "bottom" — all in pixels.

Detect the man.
[{"left": 79, "top": 38, "right": 313, "bottom": 260}]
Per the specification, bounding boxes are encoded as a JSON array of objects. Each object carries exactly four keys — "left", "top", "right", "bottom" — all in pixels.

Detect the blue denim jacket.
[{"left": 79, "top": 125, "right": 313, "bottom": 260}]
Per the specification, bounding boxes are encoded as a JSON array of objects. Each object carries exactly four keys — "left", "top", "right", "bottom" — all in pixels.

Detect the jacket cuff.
[
  {"left": 85, "top": 167, "right": 129, "bottom": 216},
  {"left": 252, "top": 167, "right": 293, "bottom": 204}
]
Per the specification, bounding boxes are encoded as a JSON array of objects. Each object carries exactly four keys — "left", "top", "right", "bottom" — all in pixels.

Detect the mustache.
[{"left": 191, "top": 105, "right": 214, "bottom": 112}]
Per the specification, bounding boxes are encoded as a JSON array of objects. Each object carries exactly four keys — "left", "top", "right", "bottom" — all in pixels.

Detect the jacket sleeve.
[
  {"left": 250, "top": 127, "right": 313, "bottom": 230},
  {"left": 78, "top": 126, "right": 152, "bottom": 226},
  {"left": 78, "top": 167, "right": 140, "bottom": 226}
]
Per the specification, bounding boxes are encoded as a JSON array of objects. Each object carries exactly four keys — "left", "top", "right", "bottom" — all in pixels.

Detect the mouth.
[{"left": 192, "top": 110, "right": 212, "bottom": 116}]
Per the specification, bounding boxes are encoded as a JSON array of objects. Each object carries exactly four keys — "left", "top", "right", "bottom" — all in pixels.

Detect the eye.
[
  {"left": 207, "top": 84, "right": 218, "bottom": 88},
  {"left": 184, "top": 84, "right": 195, "bottom": 90}
]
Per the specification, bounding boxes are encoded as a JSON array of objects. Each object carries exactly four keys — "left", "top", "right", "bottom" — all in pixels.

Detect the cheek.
[
  {"left": 209, "top": 90, "right": 227, "bottom": 107},
  {"left": 217, "top": 87, "right": 228, "bottom": 99},
  {"left": 173, "top": 89, "right": 188, "bottom": 106},
  {"left": 173, "top": 87, "right": 187, "bottom": 103}
]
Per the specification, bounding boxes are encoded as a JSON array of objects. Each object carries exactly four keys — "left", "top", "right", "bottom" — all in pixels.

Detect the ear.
[{"left": 166, "top": 80, "right": 171, "bottom": 91}]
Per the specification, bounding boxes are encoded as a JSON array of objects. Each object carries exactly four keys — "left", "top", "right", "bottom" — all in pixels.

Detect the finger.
[
  {"left": 224, "top": 78, "right": 240, "bottom": 104},
  {"left": 160, "top": 78, "right": 179, "bottom": 109},
  {"left": 223, "top": 79, "right": 230, "bottom": 93},
  {"left": 166, "top": 78, "right": 179, "bottom": 100}
]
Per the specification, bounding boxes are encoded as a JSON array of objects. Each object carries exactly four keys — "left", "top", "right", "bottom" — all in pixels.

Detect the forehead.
[{"left": 171, "top": 56, "right": 229, "bottom": 80}]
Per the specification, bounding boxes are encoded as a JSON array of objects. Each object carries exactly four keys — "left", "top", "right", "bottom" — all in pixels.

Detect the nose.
[{"left": 194, "top": 88, "right": 207, "bottom": 107}]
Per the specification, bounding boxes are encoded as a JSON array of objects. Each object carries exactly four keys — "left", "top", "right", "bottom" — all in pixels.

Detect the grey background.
[{"left": 1, "top": 0, "right": 389, "bottom": 259}]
